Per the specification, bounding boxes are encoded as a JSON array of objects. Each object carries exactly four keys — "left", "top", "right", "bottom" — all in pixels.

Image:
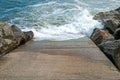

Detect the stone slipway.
[{"left": 0, "top": 37, "right": 120, "bottom": 80}]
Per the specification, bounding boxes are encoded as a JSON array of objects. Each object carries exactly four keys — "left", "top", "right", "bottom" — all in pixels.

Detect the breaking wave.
[{"left": 0, "top": 0, "right": 120, "bottom": 41}]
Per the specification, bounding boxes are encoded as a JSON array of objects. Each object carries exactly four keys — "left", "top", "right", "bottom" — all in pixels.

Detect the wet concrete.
[{"left": 0, "top": 37, "right": 120, "bottom": 80}]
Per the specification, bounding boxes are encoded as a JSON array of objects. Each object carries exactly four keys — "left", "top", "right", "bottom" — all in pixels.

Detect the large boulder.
[
  {"left": 114, "top": 28, "right": 120, "bottom": 40},
  {"left": 92, "top": 7, "right": 120, "bottom": 70},
  {"left": 11, "top": 25, "right": 26, "bottom": 46},
  {"left": 94, "top": 7, "right": 120, "bottom": 34},
  {"left": 23, "top": 31, "right": 34, "bottom": 42},
  {"left": 114, "top": 46, "right": 120, "bottom": 70},
  {"left": 0, "top": 22, "right": 14, "bottom": 39},
  {"left": 0, "top": 22, "right": 34, "bottom": 56},
  {"left": 90, "top": 28, "right": 113, "bottom": 45},
  {"left": 115, "top": 7, "right": 120, "bottom": 13},
  {"left": 0, "top": 39, "right": 17, "bottom": 55},
  {"left": 99, "top": 40, "right": 120, "bottom": 70}
]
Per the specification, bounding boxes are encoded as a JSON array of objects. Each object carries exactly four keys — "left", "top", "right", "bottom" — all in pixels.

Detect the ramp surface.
[{"left": 0, "top": 37, "right": 120, "bottom": 80}]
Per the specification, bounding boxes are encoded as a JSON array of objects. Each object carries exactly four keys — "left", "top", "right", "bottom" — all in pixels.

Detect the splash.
[
  {"left": 22, "top": 9, "right": 103, "bottom": 41},
  {"left": 2, "top": 0, "right": 120, "bottom": 41}
]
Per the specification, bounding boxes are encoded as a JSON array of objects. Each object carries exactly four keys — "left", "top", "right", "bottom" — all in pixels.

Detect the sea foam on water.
[
  {"left": 0, "top": 0, "right": 120, "bottom": 41},
  {"left": 15, "top": 1, "right": 103, "bottom": 41},
  {"left": 28, "top": 9, "right": 103, "bottom": 41}
]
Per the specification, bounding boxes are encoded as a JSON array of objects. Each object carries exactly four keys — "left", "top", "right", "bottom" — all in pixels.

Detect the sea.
[{"left": 0, "top": 0, "right": 120, "bottom": 41}]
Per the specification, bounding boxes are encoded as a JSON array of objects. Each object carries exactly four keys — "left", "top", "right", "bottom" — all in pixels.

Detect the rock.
[
  {"left": 0, "top": 23, "right": 17, "bottom": 55},
  {"left": 115, "top": 7, "right": 120, "bottom": 12},
  {"left": 0, "top": 22, "right": 14, "bottom": 39},
  {"left": 93, "top": 7, "right": 120, "bottom": 34},
  {"left": 94, "top": 12, "right": 114, "bottom": 21},
  {"left": 11, "top": 25, "right": 26, "bottom": 46},
  {"left": 99, "top": 40, "right": 120, "bottom": 56},
  {"left": 23, "top": 31, "right": 34, "bottom": 42},
  {"left": 104, "top": 20, "right": 119, "bottom": 34},
  {"left": 92, "top": 7, "right": 120, "bottom": 70},
  {"left": 0, "top": 39, "right": 17, "bottom": 54},
  {"left": 90, "top": 28, "right": 114, "bottom": 45},
  {"left": 114, "top": 45, "right": 120, "bottom": 70},
  {"left": 99, "top": 40, "right": 120, "bottom": 70},
  {"left": 114, "top": 28, "right": 120, "bottom": 40},
  {"left": 0, "top": 22, "right": 34, "bottom": 56}
]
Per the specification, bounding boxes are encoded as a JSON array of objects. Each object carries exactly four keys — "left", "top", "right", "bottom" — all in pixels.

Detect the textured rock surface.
[
  {"left": 0, "top": 39, "right": 17, "bottom": 54},
  {"left": 114, "top": 28, "right": 120, "bottom": 40},
  {"left": 90, "top": 28, "right": 113, "bottom": 45},
  {"left": 0, "top": 22, "right": 14, "bottom": 39},
  {"left": 94, "top": 7, "right": 120, "bottom": 34},
  {"left": 23, "top": 31, "right": 34, "bottom": 42},
  {"left": 92, "top": 7, "right": 120, "bottom": 70},
  {"left": 11, "top": 25, "right": 26, "bottom": 46},
  {"left": 114, "top": 46, "right": 120, "bottom": 70},
  {"left": 0, "top": 22, "right": 34, "bottom": 56},
  {"left": 99, "top": 40, "right": 120, "bottom": 70}
]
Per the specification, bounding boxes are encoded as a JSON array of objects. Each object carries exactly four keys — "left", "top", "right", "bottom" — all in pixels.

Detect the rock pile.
[
  {"left": 0, "top": 22, "right": 34, "bottom": 56},
  {"left": 91, "top": 7, "right": 120, "bottom": 70}
]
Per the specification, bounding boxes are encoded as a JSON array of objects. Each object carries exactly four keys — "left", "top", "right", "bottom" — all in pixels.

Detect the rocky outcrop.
[
  {"left": 99, "top": 40, "right": 120, "bottom": 70},
  {"left": 91, "top": 7, "right": 120, "bottom": 70},
  {"left": 115, "top": 46, "right": 120, "bottom": 70},
  {"left": 114, "top": 28, "right": 120, "bottom": 40},
  {"left": 23, "top": 31, "right": 34, "bottom": 42},
  {"left": 90, "top": 28, "right": 113, "bottom": 45},
  {"left": 94, "top": 7, "right": 120, "bottom": 34},
  {"left": 99, "top": 40, "right": 119, "bottom": 57},
  {"left": 11, "top": 25, "right": 26, "bottom": 46},
  {"left": 0, "top": 22, "right": 34, "bottom": 56},
  {"left": 0, "top": 39, "right": 17, "bottom": 55},
  {"left": 0, "top": 22, "right": 14, "bottom": 39}
]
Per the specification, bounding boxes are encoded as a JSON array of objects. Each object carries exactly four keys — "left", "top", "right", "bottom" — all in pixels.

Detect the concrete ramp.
[{"left": 0, "top": 37, "right": 120, "bottom": 80}]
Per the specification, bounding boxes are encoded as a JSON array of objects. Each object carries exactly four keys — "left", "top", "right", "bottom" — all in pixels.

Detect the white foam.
[
  {"left": 9, "top": 1, "right": 104, "bottom": 41},
  {"left": 28, "top": 1, "right": 57, "bottom": 7},
  {"left": 22, "top": 9, "right": 103, "bottom": 41}
]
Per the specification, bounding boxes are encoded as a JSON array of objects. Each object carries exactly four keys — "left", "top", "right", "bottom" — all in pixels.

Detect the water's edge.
[{"left": 0, "top": 0, "right": 120, "bottom": 41}]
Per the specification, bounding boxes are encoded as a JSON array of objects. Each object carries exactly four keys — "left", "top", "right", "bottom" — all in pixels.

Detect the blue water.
[{"left": 0, "top": 0, "right": 120, "bottom": 41}]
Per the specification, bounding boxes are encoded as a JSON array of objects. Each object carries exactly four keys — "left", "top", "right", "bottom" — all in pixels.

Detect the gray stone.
[
  {"left": 23, "top": 31, "right": 34, "bottom": 42},
  {"left": 114, "top": 45, "right": 120, "bottom": 70},
  {"left": 99, "top": 40, "right": 120, "bottom": 70},
  {"left": 0, "top": 39, "right": 17, "bottom": 54},
  {"left": 90, "top": 28, "right": 113, "bottom": 45},
  {"left": 0, "top": 22, "right": 34, "bottom": 56},
  {"left": 11, "top": 25, "right": 26, "bottom": 46},
  {"left": 0, "top": 22, "right": 14, "bottom": 39},
  {"left": 114, "top": 28, "right": 120, "bottom": 40},
  {"left": 94, "top": 7, "right": 120, "bottom": 34}
]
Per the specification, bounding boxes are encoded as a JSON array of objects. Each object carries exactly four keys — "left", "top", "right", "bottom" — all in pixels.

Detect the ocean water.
[{"left": 0, "top": 0, "right": 120, "bottom": 41}]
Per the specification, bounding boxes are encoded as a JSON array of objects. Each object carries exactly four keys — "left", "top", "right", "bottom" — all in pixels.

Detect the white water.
[
  {"left": 27, "top": 9, "right": 103, "bottom": 41},
  {"left": 0, "top": 0, "right": 120, "bottom": 41}
]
